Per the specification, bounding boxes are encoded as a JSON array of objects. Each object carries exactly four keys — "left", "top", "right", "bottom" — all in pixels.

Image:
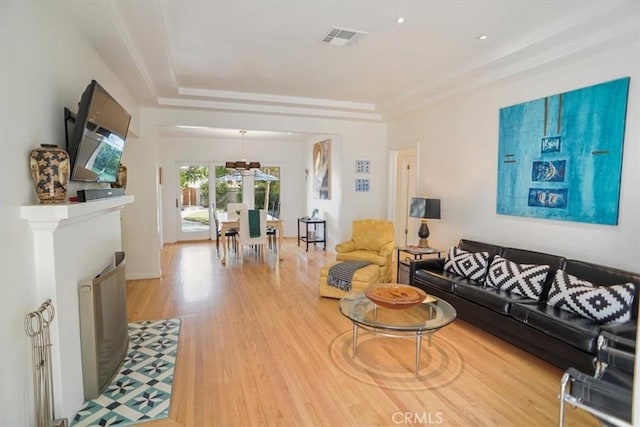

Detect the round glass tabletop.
[{"left": 339, "top": 289, "right": 457, "bottom": 332}]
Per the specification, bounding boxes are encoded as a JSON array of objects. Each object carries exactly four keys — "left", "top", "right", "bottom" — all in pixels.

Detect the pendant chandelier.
[{"left": 225, "top": 130, "right": 261, "bottom": 170}]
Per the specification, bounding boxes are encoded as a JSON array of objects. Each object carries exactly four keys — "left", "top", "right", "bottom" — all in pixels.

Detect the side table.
[
  {"left": 397, "top": 246, "right": 442, "bottom": 284},
  {"left": 297, "top": 218, "right": 326, "bottom": 251}
]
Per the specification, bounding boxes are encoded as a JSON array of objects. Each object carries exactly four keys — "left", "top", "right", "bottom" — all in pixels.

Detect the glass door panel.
[
  {"left": 178, "top": 163, "right": 212, "bottom": 241},
  {"left": 215, "top": 166, "right": 281, "bottom": 218},
  {"left": 255, "top": 166, "right": 280, "bottom": 217}
]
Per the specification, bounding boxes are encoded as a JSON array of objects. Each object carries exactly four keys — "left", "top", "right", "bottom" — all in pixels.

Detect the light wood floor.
[{"left": 126, "top": 239, "right": 597, "bottom": 427}]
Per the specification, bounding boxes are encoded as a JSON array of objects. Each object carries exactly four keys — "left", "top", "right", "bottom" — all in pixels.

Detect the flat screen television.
[{"left": 67, "top": 80, "right": 131, "bottom": 183}]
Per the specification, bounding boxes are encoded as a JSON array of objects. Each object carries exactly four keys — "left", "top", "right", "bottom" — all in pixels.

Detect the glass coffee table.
[{"left": 338, "top": 288, "right": 457, "bottom": 375}]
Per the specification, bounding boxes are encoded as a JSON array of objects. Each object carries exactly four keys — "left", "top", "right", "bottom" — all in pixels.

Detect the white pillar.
[{"left": 242, "top": 170, "right": 255, "bottom": 209}]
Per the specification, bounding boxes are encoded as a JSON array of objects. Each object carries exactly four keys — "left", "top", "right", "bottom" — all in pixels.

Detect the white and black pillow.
[
  {"left": 444, "top": 246, "right": 490, "bottom": 282},
  {"left": 485, "top": 255, "right": 550, "bottom": 299},
  {"left": 547, "top": 270, "right": 635, "bottom": 324}
]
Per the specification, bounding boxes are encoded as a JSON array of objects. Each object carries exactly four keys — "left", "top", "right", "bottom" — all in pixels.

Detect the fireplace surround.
[{"left": 21, "top": 195, "right": 134, "bottom": 420}]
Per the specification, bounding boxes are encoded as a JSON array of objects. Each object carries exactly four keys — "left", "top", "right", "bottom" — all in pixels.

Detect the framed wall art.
[
  {"left": 313, "top": 139, "right": 331, "bottom": 199},
  {"left": 355, "top": 178, "right": 370, "bottom": 192},
  {"left": 356, "top": 160, "right": 370, "bottom": 174},
  {"left": 496, "top": 77, "right": 630, "bottom": 225}
]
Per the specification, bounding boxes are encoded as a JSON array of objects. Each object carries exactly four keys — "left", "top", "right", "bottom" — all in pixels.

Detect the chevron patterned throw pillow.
[
  {"left": 547, "top": 270, "right": 635, "bottom": 324},
  {"left": 484, "top": 255, "right": 550, "bottom": 299},
  {"left": 444, "top": 246, "right": 490, "bottom": 282}
]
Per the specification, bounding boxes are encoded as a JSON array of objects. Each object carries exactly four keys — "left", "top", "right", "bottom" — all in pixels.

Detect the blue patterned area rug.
[{"left": 72, "top": 319, "right": 181, "bottom": 426}]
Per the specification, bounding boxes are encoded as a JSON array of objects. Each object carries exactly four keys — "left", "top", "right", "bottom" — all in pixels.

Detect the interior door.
[
  {"left": 395, "top": 148, "right": 418, "bottom": 246},
  {"left": 177, "top": 162, "right": 214, "bottom": 241}
]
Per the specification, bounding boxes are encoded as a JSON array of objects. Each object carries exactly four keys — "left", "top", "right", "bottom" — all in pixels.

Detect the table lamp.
[{"left": 409, "top": 198, "right": 441, "bottom": 248}]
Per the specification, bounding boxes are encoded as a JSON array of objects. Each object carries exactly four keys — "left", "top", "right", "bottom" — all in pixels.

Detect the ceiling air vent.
[{"left": 322, "top": 27, "right": 368, "bottom": 47}]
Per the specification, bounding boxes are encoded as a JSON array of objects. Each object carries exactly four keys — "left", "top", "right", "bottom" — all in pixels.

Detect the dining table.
[{"left": 218, "top": 212, "right": 284, "bottom": 265}]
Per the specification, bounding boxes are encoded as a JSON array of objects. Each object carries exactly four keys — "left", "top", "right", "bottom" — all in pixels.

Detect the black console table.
[{"left": 297, "top": 218, "right": 326, "bottom": 251}]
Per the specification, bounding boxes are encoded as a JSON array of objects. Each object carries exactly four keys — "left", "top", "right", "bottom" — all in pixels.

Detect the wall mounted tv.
[{"left": 66, "top": 80, "right": 131, "bottom": 183}]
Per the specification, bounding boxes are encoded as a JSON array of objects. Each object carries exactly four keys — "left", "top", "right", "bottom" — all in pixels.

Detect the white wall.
[
  {"left": 302, "top": 127, "right": 390, "bottom": 248},
  {"left": 120, "top": 135, "right": 162, "bottom": 279},
  {"left": 388, "top": 41, "right": 639, "bottom": 272},
  {"left": 0, "top": 2, "right": 140, "bottom": 424}
]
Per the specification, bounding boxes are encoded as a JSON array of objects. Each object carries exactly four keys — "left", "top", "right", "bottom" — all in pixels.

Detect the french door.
[
  {"left": 177, "top": 162, "right": 215, "bottom": 241},
  {"left": 176, "top": 162, "right": 281, "bottom": 241},
  {"left": 215, "top": 165, "right": 281, "bottom": 216}
]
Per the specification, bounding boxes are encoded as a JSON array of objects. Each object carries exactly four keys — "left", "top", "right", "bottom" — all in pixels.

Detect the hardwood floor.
[{"left": 126, "top": 239, "right": 597, "bottom": 426}]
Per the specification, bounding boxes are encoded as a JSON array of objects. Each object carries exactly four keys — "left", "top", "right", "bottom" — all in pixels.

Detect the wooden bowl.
[{"left": 364, "top": 284, "right": 427, "bottom": 310}]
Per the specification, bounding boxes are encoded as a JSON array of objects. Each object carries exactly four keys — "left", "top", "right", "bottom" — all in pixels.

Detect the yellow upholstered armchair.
[{"left": 335, "top": 219, "right": 395, "bottom": 283}]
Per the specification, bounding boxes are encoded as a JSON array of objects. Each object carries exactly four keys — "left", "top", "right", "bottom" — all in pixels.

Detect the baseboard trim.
[{"left": 126, "top": 271, "right": 161, "bottom": 280}]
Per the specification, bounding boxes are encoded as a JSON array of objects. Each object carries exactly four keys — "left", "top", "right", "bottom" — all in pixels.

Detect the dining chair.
[
  {"left": 226, "top": 203, "right": 247, "bottom": 221},
  {"left": 225, "top": 202, "right": 246, "bottom": 254},
  {"left": 238, "top": 209, "right": 267, "bottom": 262},
  {"left": 266, "top": 226, "right": 277, "bottom": 250},
  {"left": 213, "top": 212, "right": 237, "bottom": 256}
]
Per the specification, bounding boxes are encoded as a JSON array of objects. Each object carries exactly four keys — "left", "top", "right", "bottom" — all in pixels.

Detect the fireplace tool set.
[{"left": 24, "top": 299, "right": 68, "bottom": 427}]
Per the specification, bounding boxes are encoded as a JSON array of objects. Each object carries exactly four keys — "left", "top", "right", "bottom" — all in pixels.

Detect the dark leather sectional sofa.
[{"left": 409, "top": 239, "right": 639, "bottom": 373}]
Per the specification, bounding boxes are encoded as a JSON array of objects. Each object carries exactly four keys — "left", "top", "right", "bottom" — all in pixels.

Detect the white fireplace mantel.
[
  {"left": 20, "top": 195, "right": 134, "bottom": 420},
  {"left": 21, "top": 195, "right": 134, "bottom": 232}
]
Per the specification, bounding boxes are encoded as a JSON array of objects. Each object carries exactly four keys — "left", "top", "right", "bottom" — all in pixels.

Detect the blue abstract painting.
[{"left": 497, "top": 77, "right": 630, "bottom": 225}]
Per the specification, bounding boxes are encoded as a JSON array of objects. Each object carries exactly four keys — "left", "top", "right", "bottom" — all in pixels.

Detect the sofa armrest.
[
  {"left": 335, "top": 240, "right": 355, "bottom": 253},
  {"left": 410, "top": 257, "right": 445, "bottom": 272},
  {"left": 409, "top": 258, "right": 445, "bottom": 284}
]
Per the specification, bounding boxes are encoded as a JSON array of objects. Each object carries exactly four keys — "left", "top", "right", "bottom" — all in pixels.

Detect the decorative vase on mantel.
[
  {"left": 29, "top": 144, "right": 70, "bottom": 204},
  {"left": 111, "top": 164, "right": 128, "bottom": 190}
]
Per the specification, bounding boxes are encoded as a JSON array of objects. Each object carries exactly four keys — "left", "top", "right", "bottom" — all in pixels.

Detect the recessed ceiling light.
[
  {"left": 396, "top": 17, "right": 405, "bottom": 24},
  {"left": 477, "top": 34, "right": 488, "bottom": 40}
]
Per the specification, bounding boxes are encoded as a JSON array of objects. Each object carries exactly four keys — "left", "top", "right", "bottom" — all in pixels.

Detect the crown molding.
[
  {"left": 178, "top": 87, "right": 376, "bottom": 111},
  {"left": 157, "top": 97, "right": 382, "bottom": 121}
]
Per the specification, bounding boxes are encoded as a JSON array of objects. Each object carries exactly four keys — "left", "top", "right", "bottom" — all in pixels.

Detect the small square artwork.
[
  {"left": 356, "top": 160, "right": 370, "bottom": 174},
  {"left": 355, "top": 178, "right": 370, "bottom": 192},
  {"left": 528, "top": 188, "right": 568, "bottom": 209},
  {"left": 541, "top": 136, "right": 561, "bottom": 153},
  {"left": 531, "top": 160, "right": 566, "bottom": 182}
]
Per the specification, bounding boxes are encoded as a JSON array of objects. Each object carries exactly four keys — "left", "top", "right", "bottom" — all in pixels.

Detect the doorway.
[
  {"left": 177, "top": 163, "right": 282, "bottom": 242},
  {"left": 177, "top": 163, "right": 213, "bottom": 241},
  {"left": 394, "top": 148, "right": 418, "bottom": 247}
]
